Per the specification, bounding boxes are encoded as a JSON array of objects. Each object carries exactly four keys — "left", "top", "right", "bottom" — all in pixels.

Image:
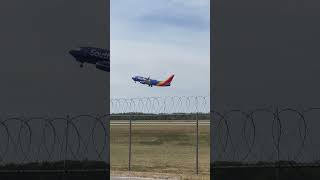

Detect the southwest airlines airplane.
[{"left": 132, "top": 74, "right": 174, "bottom": 87}]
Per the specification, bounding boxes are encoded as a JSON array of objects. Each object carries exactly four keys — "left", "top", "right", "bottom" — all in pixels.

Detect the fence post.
[
  {"left": 64, "top": 115, "right": 69, "bottom": 179},
  {"left": 129, "top": 117, "right": 132, "bottom": 171},
  {"left": 196, "top": 112, "right": 199, "bottom": 175},
  {"left": 275, "top": 108, "right": 280, "bottom": 180}
]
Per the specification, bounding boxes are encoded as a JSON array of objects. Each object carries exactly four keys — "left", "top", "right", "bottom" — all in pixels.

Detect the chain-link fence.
[{"left": 110, "top": 96, "right": 210, "bottom": 177}]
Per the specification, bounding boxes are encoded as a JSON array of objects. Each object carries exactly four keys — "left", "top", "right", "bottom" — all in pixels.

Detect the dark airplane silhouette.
[{"left": 69, "top": 47, "right": 110, "bottom": 72}]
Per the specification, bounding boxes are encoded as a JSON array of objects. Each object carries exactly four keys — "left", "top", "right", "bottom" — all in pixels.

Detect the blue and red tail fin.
[
  {"left": 156, "top": 74, "right": 175, "bottom": 86},
  {"left": 162, "top": 74, "right": 174, "bottom": 85}
]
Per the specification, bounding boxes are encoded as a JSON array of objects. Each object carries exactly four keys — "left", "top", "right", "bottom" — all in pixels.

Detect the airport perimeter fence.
[
  {"left": 211, "top": 107, "right": 320, "bottom": 180},
  {"left": 110, "top": 96, "right": 210, "bottom": 175},
  {"left": 0, "top": 115, "right": 109, "bottom": 179},
  {"left": 2, "top": 97, "right": 320, "bottom": 179}
]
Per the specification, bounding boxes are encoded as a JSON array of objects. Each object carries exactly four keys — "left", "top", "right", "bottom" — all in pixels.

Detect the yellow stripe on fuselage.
[{"left": 156, "top": 81, "right": 165, "bottom": 86}]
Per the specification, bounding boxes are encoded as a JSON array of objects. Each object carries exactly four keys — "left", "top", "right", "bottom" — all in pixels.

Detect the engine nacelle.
[{"left": 96, "top": 62, "right": 109, "bottom": 72}]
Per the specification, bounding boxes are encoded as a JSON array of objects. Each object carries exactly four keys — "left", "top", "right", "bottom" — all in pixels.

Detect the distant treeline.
[{"left": 110, "top": 112, "right": 210, "bottom": 120}]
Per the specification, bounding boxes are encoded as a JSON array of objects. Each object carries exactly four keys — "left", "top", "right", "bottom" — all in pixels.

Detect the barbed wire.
[
  {"left": 2, "top": 104, "right": 320, "bottom": 169},
  {"left": 111, "top": 96, "right": 210, "bottom": 114},
  {"left": 0, "top": 115, "right": 108, "bottom": 166},
  {"left": 212, "top": 107, "right": 320, "bottom": 167}
]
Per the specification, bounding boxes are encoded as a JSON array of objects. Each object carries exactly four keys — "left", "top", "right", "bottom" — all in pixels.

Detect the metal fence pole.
[
  {"left": 275, "top": 108, "right": 280, "bottom": 180},
  {"left": 64, "top": 115, "right": 69, "bottom": 179},
  {"left": 195, "top": 97, "right": 199, "bottom": 175},
  {"left": 196, "top": 113, "right": 199, "bottom": 175},
  {"left": 129, "top": 118, "right": 132, "bottom": 171}
]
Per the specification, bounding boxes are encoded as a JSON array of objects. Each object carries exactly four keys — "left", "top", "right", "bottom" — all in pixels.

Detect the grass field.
[{"left": 110, "top": 120, "right": 210, "bottom": 180}]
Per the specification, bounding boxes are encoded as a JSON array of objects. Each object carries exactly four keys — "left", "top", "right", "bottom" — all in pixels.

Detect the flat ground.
[{"left": 110, "top": 120, "right": 210, "bottom": 180}]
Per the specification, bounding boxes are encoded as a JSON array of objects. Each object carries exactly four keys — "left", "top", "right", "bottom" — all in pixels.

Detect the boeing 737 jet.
[
  {"left": 69, "top": 47, "right": 110, "bottom": 72},
  {"left": 132, "top": 74, "right": 174, "bottom": 87}
]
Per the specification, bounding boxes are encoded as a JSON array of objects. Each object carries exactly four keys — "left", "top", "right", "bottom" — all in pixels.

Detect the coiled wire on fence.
[
  {"left": 111, "top": 96, "right": 210, "bottom": 114},
  {"left": 212, "top": 107, "right": 320, "bottom": 167},
  {"left": 0, "top": 115, "right": 108, "bottom": 166}
]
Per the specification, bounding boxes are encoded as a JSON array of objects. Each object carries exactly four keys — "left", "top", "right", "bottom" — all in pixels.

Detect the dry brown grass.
[{"left": 110, "top": 121, "right": 210, "bottom": 180}]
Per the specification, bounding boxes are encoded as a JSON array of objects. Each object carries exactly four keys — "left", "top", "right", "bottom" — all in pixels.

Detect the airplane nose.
[
  {"left": 69, "top": 50, "right": 75, "bottom": 56},
  {"left": 69, "top": 50, "right": 80, "bottom": 57}
]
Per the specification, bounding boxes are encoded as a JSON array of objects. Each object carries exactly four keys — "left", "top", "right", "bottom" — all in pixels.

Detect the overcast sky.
[
  {"left": 110, "top": 0, "right": 210, "bottom": 98},
  {"left": 0, "top": 0, "right": 108, "bottom": 116}
]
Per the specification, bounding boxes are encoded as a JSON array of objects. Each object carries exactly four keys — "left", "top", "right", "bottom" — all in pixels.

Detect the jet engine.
[{"left": 95, "top": 62, "right": 110, "bottom": 72}]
